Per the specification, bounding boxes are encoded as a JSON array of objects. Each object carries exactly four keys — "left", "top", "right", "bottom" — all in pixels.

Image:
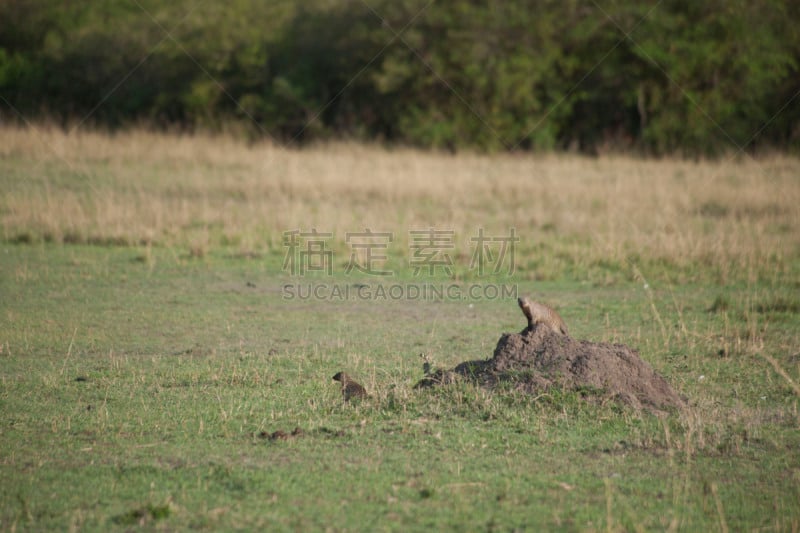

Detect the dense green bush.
[{"left": 1, "top": 0, "right": 798, "bottom": 154}]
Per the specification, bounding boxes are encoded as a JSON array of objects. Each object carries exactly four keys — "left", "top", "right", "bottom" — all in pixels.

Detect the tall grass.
[{"left": 2, "top": 125, "right": 798, "bottom": 281}]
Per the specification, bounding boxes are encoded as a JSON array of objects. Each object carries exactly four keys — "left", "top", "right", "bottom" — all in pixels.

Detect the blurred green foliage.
[{"left": 1, "top": 0, "right": 798, "bottom": 154}]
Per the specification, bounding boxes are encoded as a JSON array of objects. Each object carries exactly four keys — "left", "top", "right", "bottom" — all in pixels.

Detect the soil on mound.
[{"left": 416, "top": 324, "right": 684, "bottom": 412}]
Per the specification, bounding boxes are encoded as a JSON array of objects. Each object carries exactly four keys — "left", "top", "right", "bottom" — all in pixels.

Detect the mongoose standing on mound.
[
  {"left": 518, "top": 296, "right": 569, "bottom": 336},
  {"left": 332, "top": 372, "right": 367, "bottom": 401}
]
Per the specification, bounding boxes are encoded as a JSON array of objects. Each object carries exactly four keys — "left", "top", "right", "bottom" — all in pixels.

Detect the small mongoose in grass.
[
  {"left": 518, "top": 296, "right": 569, "bottom": 336},
  {"left": 332, "top": 372, "right": 367, "bottom": 401},
  {"left": 414, "top": 352, "right": 459, "bottom": 388}
]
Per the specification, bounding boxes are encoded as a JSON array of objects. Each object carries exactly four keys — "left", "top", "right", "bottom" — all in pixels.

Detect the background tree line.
[{"left": 1, "top": 0, "right": 798, "bottom": 154}]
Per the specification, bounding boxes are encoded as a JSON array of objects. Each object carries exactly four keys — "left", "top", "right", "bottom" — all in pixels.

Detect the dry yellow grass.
[{"left": 2, "top": 125, "right": 798, "bottom": 280}]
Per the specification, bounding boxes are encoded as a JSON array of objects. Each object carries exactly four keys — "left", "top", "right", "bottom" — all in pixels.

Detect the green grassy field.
[{"left": 1, "top": 127, "right": 799, "bottom": 531}]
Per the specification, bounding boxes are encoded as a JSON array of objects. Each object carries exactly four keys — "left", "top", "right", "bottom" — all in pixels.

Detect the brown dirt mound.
[{"left": 416, "top": 324, "right": 684, "bottom": 412}]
